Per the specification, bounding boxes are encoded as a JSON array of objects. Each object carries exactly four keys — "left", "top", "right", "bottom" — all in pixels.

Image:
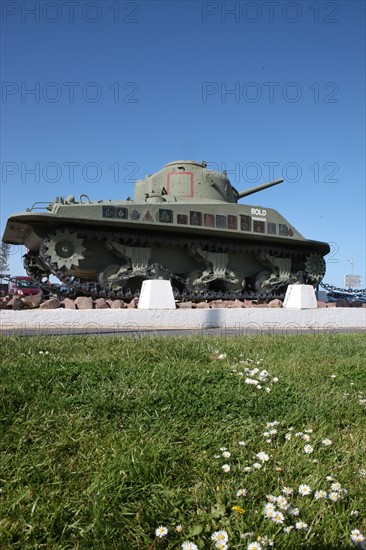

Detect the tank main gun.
[{"left": 236, "top": 178, "right": 284, "bottom": 201}]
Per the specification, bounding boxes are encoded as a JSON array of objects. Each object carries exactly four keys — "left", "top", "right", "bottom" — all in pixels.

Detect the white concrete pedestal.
[
  {"left": 138, "top": 280, "right": 176, "bottom": 310},
  {"left": 284, "top": 284, "right": 317, "bottom": 309}
]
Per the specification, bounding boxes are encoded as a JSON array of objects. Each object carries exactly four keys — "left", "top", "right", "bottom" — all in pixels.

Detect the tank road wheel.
[
  {"left": 44, "top": 229, "right": 86, "bottom": 270},
  {"left": 222, "top": 271, "right": 245, "bottom": 293},
  {"left": 186, "top": 270, "right": 206, "bottom": 292},
  {"left": 98, "top": 264, "right": 125, "bottom": 290},
  {"left": 304, "top": 252, "right": 326, "bottom": 284},
  {"left": 254, "top": 269, "right": 273, "bottom": 292}
]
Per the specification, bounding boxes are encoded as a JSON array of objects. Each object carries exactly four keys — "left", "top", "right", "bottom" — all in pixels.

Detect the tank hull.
[{"left": 4, "top": 199, "right": 329, "bottom": 300}]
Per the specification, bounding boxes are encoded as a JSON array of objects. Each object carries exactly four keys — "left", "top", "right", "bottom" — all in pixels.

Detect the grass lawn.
[{"left": 0, "top": 334, "right": 365, "bottom": 549}]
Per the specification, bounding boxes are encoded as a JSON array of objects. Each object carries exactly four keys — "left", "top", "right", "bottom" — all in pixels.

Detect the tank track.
[{"left": 24, "top": 227, "right": 324, "bottom": 302}]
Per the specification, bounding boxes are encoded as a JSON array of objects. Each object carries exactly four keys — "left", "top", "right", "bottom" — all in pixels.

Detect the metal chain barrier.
[{"left": 319, "top": 281, "right": 366, "bottom": 299}]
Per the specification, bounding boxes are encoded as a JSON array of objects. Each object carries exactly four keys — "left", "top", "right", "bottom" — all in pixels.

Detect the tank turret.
[
  {"left": 134, "top": 160, "right": 283, "bottom": 205},
  {"left": 2, "top": 159, "right": 330, "bottom": 300}
]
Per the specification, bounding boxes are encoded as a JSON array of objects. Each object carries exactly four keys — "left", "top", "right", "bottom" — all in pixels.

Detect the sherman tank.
[{"left": 2, "top": 160, "right": 330, "bottom": 300}]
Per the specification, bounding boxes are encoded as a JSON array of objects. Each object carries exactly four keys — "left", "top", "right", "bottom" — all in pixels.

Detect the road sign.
[{"left": 344, "top": 274, "right": 361, "bottom": 288}]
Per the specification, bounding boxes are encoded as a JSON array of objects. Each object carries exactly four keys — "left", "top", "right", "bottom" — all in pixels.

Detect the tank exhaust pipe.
[{"left": 237, "top": 178, "right": 284, "bottom": 200}]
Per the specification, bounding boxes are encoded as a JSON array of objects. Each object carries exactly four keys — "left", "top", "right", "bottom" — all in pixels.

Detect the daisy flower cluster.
[
  {"left": 213, "top": 419, "right": 354, "bottom": 546},
  {"left": 151, "top": 360, "right": 362, "bottom": 549},
  {"left": 351, "top": 529, "right": 366, "bottom": 548},
  {"left": 263, "top": 489, "right": 308, "bottom": 531},
  {"left": 230, "top": 356, "right": 279, "bottom": 393},
  {"left": 283, "top": 425, "right": 335, "bottom": 459},
  {"left": 262, "top": 476, "right": 349, "bottom": 534},
  {"left": 211, "top": 529, "right": 229, "bottom": 549}
]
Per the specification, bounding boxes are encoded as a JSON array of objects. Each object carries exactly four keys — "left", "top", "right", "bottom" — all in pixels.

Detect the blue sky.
[{"left": 1, "top": 0, "right": 365, "bottom": 287}]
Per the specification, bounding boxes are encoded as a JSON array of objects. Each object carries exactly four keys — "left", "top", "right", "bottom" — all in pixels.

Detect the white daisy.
[
  {"left": 288, "top": 507, "right": 300, "bottom": 516},
  {"left": 282, "top": 486, "right": 293, "bottom": 495},
  {"left": 247, "top": 542, "right": 262, "bottom": 550},
  {"left": 314, "top": 490, "right": 327, "bottom": 499},
  {"left": 264, "top": 503, "right": 276, "bottom": 517},
  {"left": 222, "top": 451, "right": 231, "bottom": 458},
  {"left": 304, "top": 444, "right": 314, "bottom": 454},
  {"left": 252, "top": 462, "right": 262, "bottom": 469},
  {"left": 328, "top": 491, "right": 340, "bottom": 502},
  {"left": 176, "top": 524, "right": 183, "bottom": 532},
  {"left": 322, "top": 438, "right": 333, "bottom": 446},
  {"left": 271, "top": 511, "right": 285, "bottom": 524},
  {"left": 330, "top": 482, "right": 342, "bottom": 492},
  {"left": 276, "top": 496, "right": 289, "bottom": 510},
  {"left": 284, "top": 526, "right": 294, "bottom": 534},
  {"left": 221, "top": 464, "right": 230, "bottom": 473},
  {"left": 256, "top": 451, "right": 270, "bottom": 462},
  {"left": 295, "top": 521, "right": 308, "bottom": 530},
  {"left": 211, "top": 530, "right": 229, "bottom": 543},
  {"left": 351, "top": 530, "right": 365, "bottom": 545},
  {"left": 182, "top": 542, "right": 198, "bottom": 550},
  {"left": 298, "top": 484, "right": 311, "bottom": 496},
  {"left": 237, "top": 488, "right": 247, "bottom": 497},
  {"left": 238, "top": 441, "right": 246, "bottom": 446},
  {"left": 156, "top": 526, "right": 168, "bottom": 538}
]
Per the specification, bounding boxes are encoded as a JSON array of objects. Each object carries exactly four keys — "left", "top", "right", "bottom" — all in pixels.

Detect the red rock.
[
  {"left": 232, "top": 299, "right": 244, "bottom": 308},
  {"left": 326, "top": 302, "right": 337, "bottom": 308},
  {"left": 268, "top": 299, "right": 283, "bottom": 308},
  {"left": 107, "top": 299, "right": 126, "bottom": 309},
  {"left": 62, "top": 297, "right": 77, "bottom": 310},
  {"left": 316, "top": 300, "right": 327, "bottom": 308},
  {"left": 243, "top": 300, "right": 253, "bottom": 308},
  {"left": 39, "top": 298, "right": 61, "bottom": 309},
  {"left": 210, "top": 300, "right": 226, "bottom": 309},
  {"left": 74, "top": 296, "right": 94, "bottom": 310},
  {"left": 177, "top": 301, "right": 193, "bottom": 309},
  {"left": 94, "top": 297, "right": 109, "bottom": 309},
  {"left": 21, "top": 294, "right": 42, "bottom": 309},
  {"left": 350, "top": 301, "right": 363, "bottom": 307},
  {"left": 127, "top": 298, "right": 139, "bottom": 309},
  {"left": 7, "top": 296, "right": 23, "bottom": 310},
  {"left": 196, "top": 301, "right": 211, "bottom": 308}
]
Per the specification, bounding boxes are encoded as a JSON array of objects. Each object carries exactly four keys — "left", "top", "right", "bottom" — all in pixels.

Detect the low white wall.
[{"left": 1, "top": 308, "right": 365, "bottom": 335}]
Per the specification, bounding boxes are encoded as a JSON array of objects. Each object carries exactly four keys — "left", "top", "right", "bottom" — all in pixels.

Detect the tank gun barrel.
[{"left": 237, "top": 178, "right": 284, "bottom": 200}]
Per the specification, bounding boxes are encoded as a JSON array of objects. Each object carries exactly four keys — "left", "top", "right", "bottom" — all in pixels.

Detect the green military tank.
[{"left": 2, "top": 160, "right": 330, "bottom": 300}]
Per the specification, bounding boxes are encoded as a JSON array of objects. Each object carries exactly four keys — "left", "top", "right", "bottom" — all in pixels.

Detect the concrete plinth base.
[
  {"left": 284, "top": 284, "right": 317, "bottom": 309},
  {"left": 138, "top": 280, "right": 176, "bottom": 310}
]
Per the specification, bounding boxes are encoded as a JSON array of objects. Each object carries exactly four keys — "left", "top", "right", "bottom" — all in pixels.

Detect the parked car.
[{"left": 8, "top": 276, "right": 42, "bottom": 296}]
